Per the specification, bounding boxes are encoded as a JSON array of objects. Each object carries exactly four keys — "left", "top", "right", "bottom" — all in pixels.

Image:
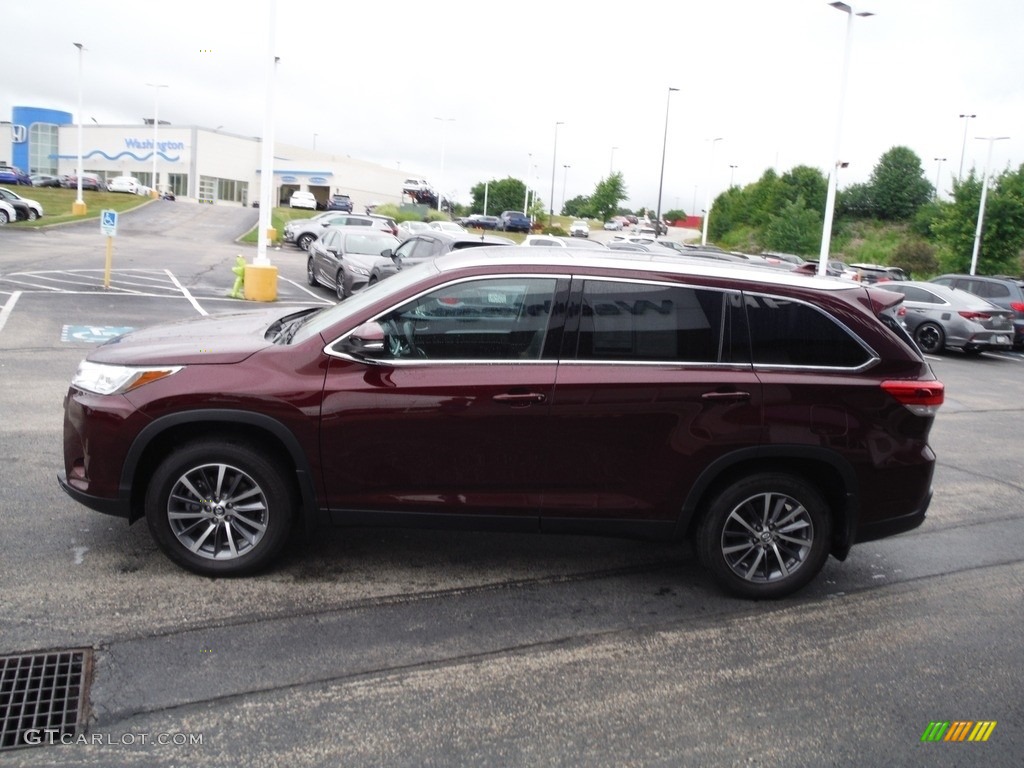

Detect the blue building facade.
[{"left": 11, "top": 106, "right": 73, "bottom": 175}]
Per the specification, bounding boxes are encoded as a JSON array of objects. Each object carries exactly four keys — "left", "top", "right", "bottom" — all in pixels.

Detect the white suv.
[{"left": 289, "top": 191, "right": 318, "bottom": 210}]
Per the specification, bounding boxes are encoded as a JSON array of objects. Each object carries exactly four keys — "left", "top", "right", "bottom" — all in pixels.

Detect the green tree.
[
  {"left": 837, "top": 182, "right": 874, "bottom": 219},
  {"left": 469, "top": 177, "right": 527, "bottom": 216},
  {"left": 745, "top": 168, "right": 783, "bottom": 227},
  {"left": 562, "top": 194, "right": 592, "bottom": 218},
  {"left": 869, "top": 146, "right": 932, "bottom": 221},
  {"left": 779, "top": 165, "right": 827, "bottom": 214},
  {"left": 590, "top": 172, "right": 627, "bottom": 222},
  {"left": 763, "top": 196, "right": 823, "bottom": 256}
]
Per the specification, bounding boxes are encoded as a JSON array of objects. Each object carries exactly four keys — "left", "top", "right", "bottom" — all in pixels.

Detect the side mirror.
[
  {"left": 335, "top": 321, "right": 388, "bottom": 361},
  {"left": 380, "top": 248, "right": 394, "bottom": 259}
]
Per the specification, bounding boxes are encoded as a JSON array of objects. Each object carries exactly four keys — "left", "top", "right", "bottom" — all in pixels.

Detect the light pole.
[
  {"left": 434, "top": 117, "right": 455, "bottom": 212},
  {"left": 561, "top": 164, "right": 570, "bottom": 215},
  {"left": 72, "top": 42, "right": 86, "bottom": 215},
  {"left": 146, "top": 82, "right": 168, "bottom": 198},
  {"left": 969, "top": 136, "right": 1009, "bottom": 275},
  {"left": 655, "top": 88, "right": 678, "bottom": 239},
  {"left": 549, "top": 121, "right": 564, "bottom": 227},
  {"left": 818, "top": 2, "right": 874, "bottom": 276},
  {"left": 700, "top": 137, "right": 722, "bottom": 246},
  {"left": 958, "top": 113, "right": 976, "bottom": 179},
  {"left": 523, "top": 152, "right": 532, "bottom": 214},
  {"left": 729, "top": 164, "right": 738, "bottom": 187},
  {"left": 610, "top": 145, "right": 619, "bottom": 174},
  {"left": 933, "top": 156, "right": 946, "bottom": 200}
]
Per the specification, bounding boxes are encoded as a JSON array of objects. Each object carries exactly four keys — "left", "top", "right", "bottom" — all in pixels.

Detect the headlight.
[
  {"left": 349, "top": 264, "right": 370, "bottom": 276},
  {"left": 71, "top": 361, "right": 182, "bottom": 395}
]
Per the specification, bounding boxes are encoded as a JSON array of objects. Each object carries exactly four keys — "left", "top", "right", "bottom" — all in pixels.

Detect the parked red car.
[{"left": 59, "top": 251, "right": 943, "bottom": 597}]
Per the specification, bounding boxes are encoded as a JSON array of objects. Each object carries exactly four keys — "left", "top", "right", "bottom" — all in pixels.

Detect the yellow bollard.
[{"left": 243, "top": 263, "right": 278, "bottom": 301}]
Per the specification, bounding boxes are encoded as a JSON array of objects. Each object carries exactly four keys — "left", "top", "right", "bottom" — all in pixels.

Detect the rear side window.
[
  {"left": 743, "top": 294, "right": 872, "bottom": 368},
  {"left": 571, "top": 280, "right": 746, "bottom": 363}
]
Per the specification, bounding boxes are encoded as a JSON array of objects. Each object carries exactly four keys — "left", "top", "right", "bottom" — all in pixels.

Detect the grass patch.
[
  {"left": 239, "top": 207, "right": 320, "bottom": 244},
  {"left": 3, "top": 187, "right": 153, "bottom": 227}
]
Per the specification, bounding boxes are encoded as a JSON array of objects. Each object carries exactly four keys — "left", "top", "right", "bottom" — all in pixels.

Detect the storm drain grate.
[{"left": 0, "top": 649, "right": 92, "bottom": 751}]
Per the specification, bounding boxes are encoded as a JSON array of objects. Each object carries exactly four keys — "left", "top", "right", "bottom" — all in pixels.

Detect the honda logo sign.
[{"left": 11, "top": 124, "right": 27, "bottom": 143}]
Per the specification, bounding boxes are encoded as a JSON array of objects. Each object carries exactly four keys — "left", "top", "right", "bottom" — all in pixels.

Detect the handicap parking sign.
[{"left": 101, "top": 209, "right": 118, "bottom": 236}]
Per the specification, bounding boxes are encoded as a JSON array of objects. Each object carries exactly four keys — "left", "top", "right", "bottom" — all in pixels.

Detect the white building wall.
[{"left": 52, "top": 124, "right": 412, "bottom": 209}]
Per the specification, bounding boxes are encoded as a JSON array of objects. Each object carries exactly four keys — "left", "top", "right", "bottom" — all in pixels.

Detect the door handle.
[
  {"left": 701, "top": 391, "right": 751, "bottom": 401},
  {"left": 492, "top": 392, "right": 547, "bottom": 407}
]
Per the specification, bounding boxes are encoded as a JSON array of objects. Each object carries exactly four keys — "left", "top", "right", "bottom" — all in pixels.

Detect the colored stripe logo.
[{"left": 921, "top": 721, "right": 997, "bottom": 742}]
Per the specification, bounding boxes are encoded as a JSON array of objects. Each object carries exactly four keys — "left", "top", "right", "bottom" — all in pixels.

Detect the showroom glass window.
[
  {"left": 29, "top": 123, "right": 59, "bottom": 175},
  {"left": 378, "top": 277, "right": 557, "bottom": 361},
  {"left": 572, "top": 279, "right": 746, "bottom": 364}
]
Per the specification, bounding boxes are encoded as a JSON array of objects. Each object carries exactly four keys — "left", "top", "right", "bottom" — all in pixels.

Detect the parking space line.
[
  {"left": 988, "top": 352, "right": 1023, "bottom": 363},
  {"left": 164, "top": 269, "right": 208, "bottom": 316},
  {"left": 0, "top": 276, "right": 64, "bottom": 292},
  {"left": 279, "top": 276, "right": 334, "bottom": 305},
  {"left": 0, "top": 291, "right": 22, "bottom": 335},
  {"left": 3, "top": 272, "right": 178, "bottom": 295}
]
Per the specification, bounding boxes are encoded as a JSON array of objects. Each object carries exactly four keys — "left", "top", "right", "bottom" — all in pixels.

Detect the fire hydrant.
[{"left": 229, "top": 255, "right": 246, "bottom": 298}]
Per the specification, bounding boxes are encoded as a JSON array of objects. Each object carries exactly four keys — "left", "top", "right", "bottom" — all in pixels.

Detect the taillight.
[
  {"left": 958, "top": 311, "right": 990, "bottom": 320},
  {"left": 1009, "top": 301, "right": 1024, "bottom": 313},
  {"left": 897, "top": 306, "right": 906, "bottom": 317},
  {"left": 881, "top": 380, "right": 944, "bottom": 416}
]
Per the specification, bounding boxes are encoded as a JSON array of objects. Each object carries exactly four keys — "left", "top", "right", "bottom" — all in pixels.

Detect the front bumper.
[{"left": 57, "top": 471, "right": 130, "bottom": 519}]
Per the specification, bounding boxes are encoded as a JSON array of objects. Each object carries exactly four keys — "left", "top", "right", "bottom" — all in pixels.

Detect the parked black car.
[
  {"left": 499, "top": 210, "right": 531, "bottom": 233},
  {"left": 463, "top": 214, "right": 501, "bottom": 230},
  {"left": 930, "top": 273, "right": 1024, "bottom": 348}
]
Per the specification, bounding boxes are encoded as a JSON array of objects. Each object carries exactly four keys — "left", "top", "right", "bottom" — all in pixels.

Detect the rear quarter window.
[{"left": 743, "top": 294, "right": 872, "bottom": 368}]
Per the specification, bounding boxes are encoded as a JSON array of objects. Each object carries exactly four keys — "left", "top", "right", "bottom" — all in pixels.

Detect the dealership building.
[{"left": 2, "top": 105, "right": 410, "bottom": 210}]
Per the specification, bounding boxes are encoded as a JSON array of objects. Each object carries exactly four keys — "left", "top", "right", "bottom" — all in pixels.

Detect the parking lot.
[{"left": 1, "top": 202, "right": 1022, "bottom": 766}]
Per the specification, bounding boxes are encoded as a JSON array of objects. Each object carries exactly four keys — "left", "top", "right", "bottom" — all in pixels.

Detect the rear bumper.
[{"left": 854, "top": 488, "right": 931, "bottom": 544}]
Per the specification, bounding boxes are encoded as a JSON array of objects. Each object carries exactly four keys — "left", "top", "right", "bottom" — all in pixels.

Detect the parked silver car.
[
  {"left": 284, "top": 213, "right": 390, "bottom": 251},
  {"left": 884, "top": 281, "right": 1014, "bottom": 354},
  {"left": 306, "top": 228, "right": 399, "bottom": 300}
]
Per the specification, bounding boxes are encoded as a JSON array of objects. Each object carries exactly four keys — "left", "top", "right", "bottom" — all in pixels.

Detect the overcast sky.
[{"left": 3, "top": 0, "right": 1022, "bottom": 211}]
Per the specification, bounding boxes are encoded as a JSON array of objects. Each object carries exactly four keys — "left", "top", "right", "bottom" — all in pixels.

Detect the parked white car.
[
  {"left": 0, "top": 186, "right": 44, "bottom": 219},
  {"left": 569, "top": 220, "right": 590, "bottom": 238},
  {"left": 0, "top": 199, "right": 16, "bottom": 224},
  {"left": 289, "top": 190, "right": 318, "bottom": 210},
  {"left": 108, "top": 176, "right": 141, "bottom": 194}
]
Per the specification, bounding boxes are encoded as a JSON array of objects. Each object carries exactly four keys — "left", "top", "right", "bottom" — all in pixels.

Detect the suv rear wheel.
[
  {"left": 697, "top": 473, "right": 831, "bottom": 599},
  {"left": 144, "top": 441, "right": 294, "bottom": 576}
]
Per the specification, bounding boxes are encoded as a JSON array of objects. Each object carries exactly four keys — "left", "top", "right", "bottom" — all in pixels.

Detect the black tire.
[
  {"left": 144, "top": 441, "right": 294, "bottom": 576},
  {"left": 0, "top": 210, "right": 8, "bottom": 225},
  {"left": 697, "top": 473, "right": 831, "bottom": 599},
  {"left": 914, "top": 322, "right": 945, "bottom": 354},
  {"left": 306, "top": 256, "right": 318, "bottom": 286},
  {"left": 26, "top": 208, "right": 38, "bottom": 221},
  {"left": 335, "top": 270, "right": 347, "bottom": 301},
  {"left": 297, "top": 233, "right": 315, "bottom": 251}
]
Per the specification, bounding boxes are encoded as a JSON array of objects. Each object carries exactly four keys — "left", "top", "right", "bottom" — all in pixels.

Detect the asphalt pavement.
[{"left": 0, "top": 202, "right": 1021, "bottom": 767}]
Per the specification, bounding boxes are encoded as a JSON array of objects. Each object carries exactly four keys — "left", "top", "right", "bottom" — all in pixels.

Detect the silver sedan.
[{"left": 884, "top": 281, "right": 1014, "bottom": 354}]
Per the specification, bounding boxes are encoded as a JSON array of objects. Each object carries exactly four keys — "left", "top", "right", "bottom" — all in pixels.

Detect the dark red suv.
[{"left": 59, "top": 251, "right": 944, "bottom": 598}]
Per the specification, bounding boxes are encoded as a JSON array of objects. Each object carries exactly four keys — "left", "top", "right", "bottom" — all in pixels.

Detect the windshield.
[
  {"left": 344, "top": 233, "right": 398, "bottom": 255},
  {"left": 291, "top": 260, "right": 441, "bottom": 343}
]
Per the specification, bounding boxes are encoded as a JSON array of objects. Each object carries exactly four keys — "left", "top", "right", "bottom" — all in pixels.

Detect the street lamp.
[
  {"left": 72, "top": 42, "right": 87, "bottom": 215},
  {"left": 818, "top": 1, "right": 875, "bottom": 276},
  {"left": 435, "top": 117, "right": 455, "bottom": 211},
  {"left": 523, "top": 152, "right": 532, "bottom": 214},
  {"left": 969, "top": 136, "right": 1009, "bottom": 275},
  {"left": 610, "top": 146, "right": 619, "bottom": 174},
  {"left": 146, "top": 82, "right": 168, "bottom": 198},
  {"left": 655, "top": 88, "right": 679, "bottom": 239},
  {"left": 549, "top": 121, "right": 564, "bottom": 227},
  {"left": 729, "top": 164, "right": 738, "bottom": 187},
  {"left": 700, "top": 137, "right": 722, "bottom": 246},
  {"left": 958, "top": 113, "right": 976, "bottom": 179},
  {"left": 561, "top": 164, "right": 571, "bottom": 214},
  {"left": 933, "top": 156, "right": 947, "bottom": 200}
]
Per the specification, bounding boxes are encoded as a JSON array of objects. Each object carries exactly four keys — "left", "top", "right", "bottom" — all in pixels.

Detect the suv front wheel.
[
  {"left": 144, "top": 440, "right": 294, "bottom": 576},
  {"left": 697, "top": 473, "right": 831, "bottom": 599}
]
